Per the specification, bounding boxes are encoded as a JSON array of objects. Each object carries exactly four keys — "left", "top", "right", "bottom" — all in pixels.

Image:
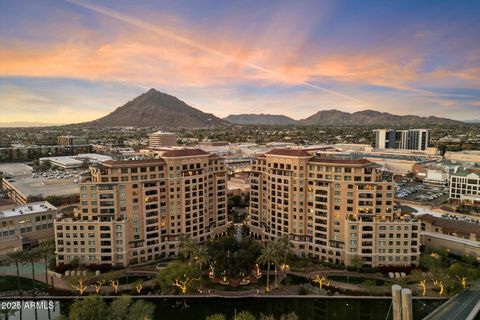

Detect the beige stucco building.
[
  {"left": 419, "top": 214, "right": 480, "bottom": 258},
  {"left": 0, "top": 201, "right": 56, "bottom": 255},
  {"left": 55, "top": 149, "right": 228, "bottom": 266},
  {"left": 249, "top": 148, "right": 421, "bottom": 268}
]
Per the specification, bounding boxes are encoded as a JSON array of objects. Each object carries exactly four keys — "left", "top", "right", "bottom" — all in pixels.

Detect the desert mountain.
[{"left": 82, "top": 89, "right": 227, "bottom": 128}]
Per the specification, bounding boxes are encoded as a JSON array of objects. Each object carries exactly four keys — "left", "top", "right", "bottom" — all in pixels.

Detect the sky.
[{"left": 0, "top": 0, "right": 479, "bottom": 123}]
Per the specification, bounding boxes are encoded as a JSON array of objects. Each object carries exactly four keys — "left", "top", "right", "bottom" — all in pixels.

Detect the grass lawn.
[{"left": 0, "top": 275, "right": 47, "bottom": 291}]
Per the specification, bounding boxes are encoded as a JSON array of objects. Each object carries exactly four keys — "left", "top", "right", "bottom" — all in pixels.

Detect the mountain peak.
[{"left": 82, "top": 89, "right": 227, "bottom": 128}]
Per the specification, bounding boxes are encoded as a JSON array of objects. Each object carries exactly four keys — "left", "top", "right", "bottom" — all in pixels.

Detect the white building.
[{"left": 449, "top": 168, "right": 480, "bottom": 200}]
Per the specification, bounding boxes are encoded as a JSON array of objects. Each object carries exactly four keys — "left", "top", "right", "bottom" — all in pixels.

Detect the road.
[{"left": 424, "top": 288, "right": 480, "bottom": 320}]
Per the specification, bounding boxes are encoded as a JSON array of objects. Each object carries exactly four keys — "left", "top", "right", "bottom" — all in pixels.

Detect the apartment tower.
[
  {"left": 249, "top": 149, "right": 420, "bottom": 267},
  {"left": 373, "top": 129, "right": 429, "bottom": 151},
  {"left": 55, "top": 149, "right": 227, "bottom": 266}
]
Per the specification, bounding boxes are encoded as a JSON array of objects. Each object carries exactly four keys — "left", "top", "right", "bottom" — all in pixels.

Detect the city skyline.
[{"left": 1, "top": 0, "right": 480, "bottom": 123}]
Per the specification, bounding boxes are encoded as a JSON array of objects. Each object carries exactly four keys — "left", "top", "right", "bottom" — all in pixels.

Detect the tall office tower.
[
  {"left": 372, "top": 129, "right": 429, "bottom": 151},
  {"left": 148, "top": 131, "right": 178, "bottom": 148},
  {"left": 249, "top": 149, "right": 420, "bottom": 267},
  {"left": 55, "top": 149, "right": 227, "bottom": 266}
]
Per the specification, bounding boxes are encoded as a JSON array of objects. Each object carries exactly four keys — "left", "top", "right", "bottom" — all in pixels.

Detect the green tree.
[
  {"left": 23, "top": 247, "right": 42, "bottom": 291},
  {"left": 127, "top": 300, "right": 155, "bottom": 320},
  {"left": 257, "top": 242, "right": 275, "bottom": 292},
  {"left": 39, "top": 240, "right": 55, "bottom": 287},
  {"left": 236, "top": 311, "right": 256, "bottom": 320},
  {"left": 108, "top": 295, "right": 132, "bottom": 320},
  {"left": 206, "top": 314, "right": 227, "bottom": 320},
  {"left": 349, "top": 255, "right": 363, "bottom": 272},
  {"left": 180, "top": 236, "right": 197, "bottom": 264},
  {"left": 192, "top": 245, "right": 210, "bottom": 270},
  {"left": 69, "top": 296, "right": 109, "bottom": 320},
  {"left": 280, "top": 313, "right": 299, "bottom": 320},
  {"left": 155, "top": 260, "right": 200, "bottom": 294},
  {"left": 6, "top": 250, "right": 26, "bottom": 295}
]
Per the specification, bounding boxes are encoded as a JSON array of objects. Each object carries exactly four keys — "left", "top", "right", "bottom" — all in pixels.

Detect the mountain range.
[{"left": 75, "top": 88, "right": 463, "bottom": 128}]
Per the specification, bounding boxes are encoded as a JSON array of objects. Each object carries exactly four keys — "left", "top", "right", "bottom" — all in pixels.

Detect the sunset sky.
[{"left": 1, "top": 0, "right": 479, "bottom": 123}]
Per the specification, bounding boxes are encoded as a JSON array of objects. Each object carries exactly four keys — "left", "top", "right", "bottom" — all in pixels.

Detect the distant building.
[
  {"left": 419, "top": 214, "right": 480, "bottom": 257},
  {"left": 57, "top": 135, "right": 87, "bottom": 146},
  {"left": 0, "top": 201, "right": 56, "bottom": 255},
  {"left": 449, "top": 168, "right": 480, "bottom": 201},
  {"left": 39, "top": 153, "right": 112, "bottom": 170},
  {"left": 0, "top": 145, "right": 93, "bottom": 162},
  {"left": 444, "top": 151, "right": 480, "bottom": 166},
  {"left": 373, "top": 129, "right": 430, "bottom": 151},
  {"left": 148, "top": 131, "right": 177, "bottom": 148},
  {"left": 0, "top": 163, "right": 80, "bottom": 205}
]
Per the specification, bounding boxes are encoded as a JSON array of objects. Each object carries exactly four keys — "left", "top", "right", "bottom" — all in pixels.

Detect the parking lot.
[{"left": 395, "top": 181, "right": 449, "bottom": 206}]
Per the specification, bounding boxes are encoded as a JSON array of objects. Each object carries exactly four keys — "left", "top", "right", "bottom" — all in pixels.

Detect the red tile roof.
[
  {"left": 103, "top": 159, "right": 165, "bottom": 167},
  {"left": 265, "top": 148, "right": 313, "bottom": 157},
  {"left": 419, "top": 214, "right": 480, "bottom": 236},
  {"left": 309, "top": 158, "right": 374, "bottom": 165},
  {"left": 161, "top": 149, "right": 210, "bottom": 157}
]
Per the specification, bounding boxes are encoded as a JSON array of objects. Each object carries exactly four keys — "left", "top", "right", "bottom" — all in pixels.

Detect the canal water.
[{"left": 0, "top": 297, "right": 444, "bottom": 320}]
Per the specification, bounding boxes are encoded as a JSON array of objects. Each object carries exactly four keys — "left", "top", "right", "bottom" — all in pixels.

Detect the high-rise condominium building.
[
  {"left": 249, "top": 149, "right": 420, "bottom": 267},
  {"left": 55, "top": 149, "right": 227, "bottom": 266},
  {"left": 148, "top": 131, "right": 178, "bottom": 148},
  {"left": 373, "top": 129, "right": 429, "bottom": 151}
]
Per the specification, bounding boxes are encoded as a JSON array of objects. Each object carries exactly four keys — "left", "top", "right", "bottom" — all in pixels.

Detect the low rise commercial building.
[
  {"left": 39, "top": 153, "right": 112, "bottom": 169},
  {"left": 0, "top": 163, "right": 80, "bottom": 205},
  {"left": 419, "top": 214, "right": 480, "bottom": 258},
  {"left": 0, "top": 201, "right": 57, "bottom": 255}
]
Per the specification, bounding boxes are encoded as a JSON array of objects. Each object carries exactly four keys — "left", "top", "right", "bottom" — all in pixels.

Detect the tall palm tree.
[
  {"left": 39, "top": 241, "right": 55, "bottom": 287},
  {"left": 6, "top": 250, "right": 26, "bottom": 295},
  {"left": 257, "top": 242, "right": 275, "bottom": 293},
  {"left": 180, "top": 236, "right": 197, "bottom": 265},
  {"left": 192, "top": 246, "right": 209, "bottom": 270},
  {"left": 277, "top": 235, "right": 291, "bottom": 269},
  {"left": 24, "top": 247, "right": 42, "bottom": 291}
]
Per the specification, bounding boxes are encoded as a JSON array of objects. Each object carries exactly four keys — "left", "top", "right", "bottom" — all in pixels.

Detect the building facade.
[
  {"left": 148, "top": 131, "right": 178, "bottom": 148},
  {"left": 249, "top": 149, "right": 421, "bottom": 267},
  {"left": 419, "top": 214, "right": 480, "bottom": 257},
  {"left": 0, "top": 202, "right": 56, "bottom": 255},
  {"left": 373, "top": 129, "right": 430, "bottom": 151},
  {"left": 57, "top": 135, "right": 87, "bottom": 146},
  {"left": 54, "top": 149, "right": 228, "bottom": 266},
  {"left": 449, "top": 168, "right": 480, "bottom": 201}
]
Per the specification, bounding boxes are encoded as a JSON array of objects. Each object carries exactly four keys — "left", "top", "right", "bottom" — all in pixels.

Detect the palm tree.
[
  {"left": 277, "top": 235, "right": 291, "bottom": 270},
  {"left": 192, "top": 246, "right": 209, "bottom": 270},
  {"left": 39, "top": 241, "right": 55, "bottom": 287},
  {"left": 6, "top": 250, "right": 26, "bottom": 295},
  {"left": 180, "top": 236, "right": 197, "bottom": 264},
  {"left": 24, "top": 247, "right": 42, "bottom": 291},
  {"left": 257, "top": 242, "right": 275, "bottom": 292}
]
